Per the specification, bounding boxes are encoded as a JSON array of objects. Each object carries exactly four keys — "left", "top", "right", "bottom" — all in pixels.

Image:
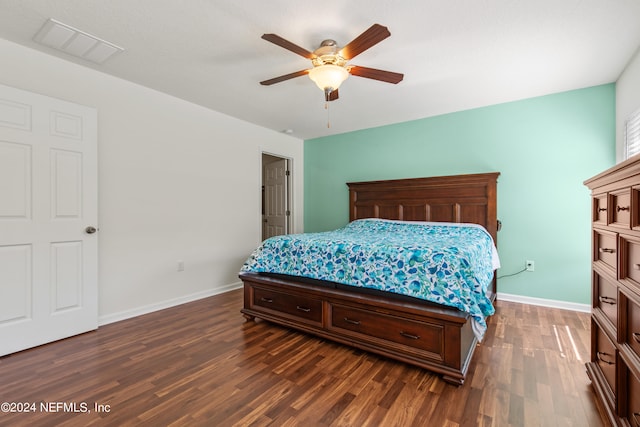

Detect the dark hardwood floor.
[{"left": 0, "top": 289, "right": 605, "bottom": 427}]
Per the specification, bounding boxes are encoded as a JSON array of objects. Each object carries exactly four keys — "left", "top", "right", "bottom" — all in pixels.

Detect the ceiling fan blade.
[
  {"left": 340, "top": 24, "right": 391, "bottom": 60},
  {"left": 261, "top": 34, "right": 316, "bottom": 59},
  {"left": 349, "top": 66, "right": 404, "bottom": 84},
  {"left": 260, "top": 69, "right": 309, "bottom": 86}
]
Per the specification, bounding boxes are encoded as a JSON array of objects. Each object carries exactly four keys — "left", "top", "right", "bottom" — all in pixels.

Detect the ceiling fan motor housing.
[{"left": 312, "top": 41, "right": 347, "bottom": 68}]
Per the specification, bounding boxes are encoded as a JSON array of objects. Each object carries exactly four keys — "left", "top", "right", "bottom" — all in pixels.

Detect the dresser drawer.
[
  {"left": 594, "top": 322, "right": 617, "bottom": 397},
  {"left": 594, "top": 229, "right": 617, "bottom": 274},
  {"left": 624, "top": 291, "right": 640, "bottom": 363},
  {"left": 329, "top": 303, "right": 444, "bottom": 358},
  {"left": 594, "top": 271, "right": 618, "bottom": 328},
  {"left": 252, "top": 286, "right": 322, "bottom": 323},
  {"left": 622, "top": 361, "right": 640, "bottom": 425},
  {"left": 621, "top": 235, "right": 640, "bottom": 290},
  {"left": 592, "top": 193, "right": 608, "bottom": 226},
  {"left": 611, "top": 188, "right": 631, "bottom": 229}
]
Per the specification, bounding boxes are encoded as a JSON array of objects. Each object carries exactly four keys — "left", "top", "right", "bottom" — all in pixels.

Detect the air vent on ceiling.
[{"left": 33, "top": 18, "right": 124, "bottom": 64}]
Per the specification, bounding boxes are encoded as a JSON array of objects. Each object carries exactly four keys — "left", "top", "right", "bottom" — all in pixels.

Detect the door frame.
[{"left": 261, "top": 151, "right": 293, "bottom": 241}]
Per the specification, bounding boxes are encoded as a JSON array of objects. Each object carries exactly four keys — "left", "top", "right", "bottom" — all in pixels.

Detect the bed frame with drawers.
[{"left": 240, "top": 172, "right": 500, "bottom": 385}]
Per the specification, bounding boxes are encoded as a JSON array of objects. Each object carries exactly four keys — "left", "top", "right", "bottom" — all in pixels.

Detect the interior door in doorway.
[
  {"left": 0, "top": 84, "right": 98, "bottom": 356},
  {"left": 263, "top": 155, "right": 289, "bottom": 240}
]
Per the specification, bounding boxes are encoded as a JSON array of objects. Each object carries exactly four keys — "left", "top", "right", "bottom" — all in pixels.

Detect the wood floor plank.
[
  {"left": 0, "top": 290, "right": 606, "bottom": 426},
  {"left": 341, "top": 381, "right": 385, "bottom": 425}
]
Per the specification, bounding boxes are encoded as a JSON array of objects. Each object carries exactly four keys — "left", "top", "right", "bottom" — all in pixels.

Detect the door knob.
[{"left": 85, "top": 226, "right": 97, "bottom": 234}]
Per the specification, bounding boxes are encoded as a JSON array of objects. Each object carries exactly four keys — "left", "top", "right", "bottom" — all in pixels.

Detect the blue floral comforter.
[{"left": 241, "top": 219, "right": 500, "bottom": 340}]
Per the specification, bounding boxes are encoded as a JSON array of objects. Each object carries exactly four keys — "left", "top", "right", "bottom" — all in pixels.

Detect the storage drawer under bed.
[
  {"left": 251, "top": 286, "right": 323, "bottom": 324},
  {"left": 328, "top": 303, "right": 445, "bottom": 361}
]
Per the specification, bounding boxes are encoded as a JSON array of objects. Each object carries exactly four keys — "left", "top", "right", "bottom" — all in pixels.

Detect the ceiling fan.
[{"left": 260, "top": 24, "right": 404, "bottom": 102}]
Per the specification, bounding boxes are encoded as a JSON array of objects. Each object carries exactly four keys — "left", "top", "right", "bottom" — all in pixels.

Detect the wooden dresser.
[{"left": 585, "top": 154, "right": 640, "bottom": 426}]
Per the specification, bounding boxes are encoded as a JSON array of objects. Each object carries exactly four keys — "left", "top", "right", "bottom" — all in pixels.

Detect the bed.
[{"left": 239, "top": 172, "right": 500, "bottom": 384}]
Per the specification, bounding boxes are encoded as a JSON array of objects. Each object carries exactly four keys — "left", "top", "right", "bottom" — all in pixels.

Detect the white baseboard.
[
  {"left": 497, "top": 292, "right": 591, "bottom": 313},
  {"left": 98, "top": 281, "right": 243, "bottom": 326},
  {"left": 98, "top": 284, "right": 590, "bottom": 326}
]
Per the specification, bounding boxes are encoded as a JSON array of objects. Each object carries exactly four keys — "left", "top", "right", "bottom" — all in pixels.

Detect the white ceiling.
[{"left": 1, "top": 0, "right": 639, "bottom": 140}]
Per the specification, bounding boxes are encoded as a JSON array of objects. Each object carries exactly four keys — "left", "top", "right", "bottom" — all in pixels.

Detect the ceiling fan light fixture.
[{"left": 308, "top": 64, "right": 349, "bottom": 92}]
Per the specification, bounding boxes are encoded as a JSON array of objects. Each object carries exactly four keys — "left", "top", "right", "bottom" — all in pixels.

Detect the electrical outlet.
[
  {"left": 526, "top": 260, "right": 535, "bottom": 272},
  {"left": 177, "top": 260, "right": 184, "bottom": 272}
]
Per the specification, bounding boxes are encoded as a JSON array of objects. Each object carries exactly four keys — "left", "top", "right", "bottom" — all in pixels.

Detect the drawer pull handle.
[
  {"left": 617, "top": 205, "right": 630, "bottom": 212},
  {"left": 635, "top": 264, "right": 640, "bottom": 271},
  {"left": 599, "top": 248, "right": 615, "bottom": 253},
  {"left": 596, "top": 351, "right": 614, "bottom": 365},
  {"left": 296, "top": 306, "right": 311, "bottom": 312},
  {"left": 344, "top": 317, "right": 360, "bottom": 325},
  {"left": 598, "top": 296, "right": 616, "bottom": 305},
  {"left": 633, "top": 333, "right": 640, "bottom": 344},
  {"left": 260, "top": 297, "right": 273, "bottom": 303},
  {"left": 598, "top": 207, "right": 607, "bottom": 212},
  {"left": 400, "top": 331, "right": 420, "bottom": 340}
]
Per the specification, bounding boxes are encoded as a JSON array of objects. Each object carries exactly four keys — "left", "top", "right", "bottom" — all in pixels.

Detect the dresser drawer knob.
[
  {"left": 598, "top": 207, "right": 607, "bottom": 212},
  {"left": 296, "top": 305, "right": 311, "bottom": 312},
  {"left": 634, "top": 264, "right": 640, "bottom": 271},
  {"left": 344, "top": 317, "right": 360, "bottom": 325},
  {"left": 617, "top": 205, "right": 630, "bottom": 212},
  {"left": 598, "top": 296, "right": 616, "bottom": 305},
  {"left": 400, "top": 331, "right": 420, "bottom": 340},
  {"left": 260, "top": 297, "right": 274, "bottom": 303},
  {"left": 596, "top": 351, "right": 614, "bottom": 365},
  {"left": 599, "top": 248, "right": 615, "bottom": 254},
  {"left": 633, "top": 332, "right": 640, "bottom": 344}
]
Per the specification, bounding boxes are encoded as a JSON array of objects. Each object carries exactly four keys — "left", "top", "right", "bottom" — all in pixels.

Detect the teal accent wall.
[{"left": 304, "top": 84, "right": 615, "bottom": 304}]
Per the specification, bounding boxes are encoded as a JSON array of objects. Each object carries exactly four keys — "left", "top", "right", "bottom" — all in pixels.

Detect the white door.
[
  {"left": 263, "top": 157, "right": 289, "bottom": 240},
  {"left": 0, "top": 84, "right": 98, "bottom": 356}
]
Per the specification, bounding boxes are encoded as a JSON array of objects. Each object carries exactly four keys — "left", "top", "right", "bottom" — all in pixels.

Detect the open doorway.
[{"left": 262, "top": 153, "right": 291, "bottom": 241}]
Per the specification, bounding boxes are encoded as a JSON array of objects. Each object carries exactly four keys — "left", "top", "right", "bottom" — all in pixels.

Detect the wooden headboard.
[{"left": 347, "top": 172, "right": 500, "bottom": 243}]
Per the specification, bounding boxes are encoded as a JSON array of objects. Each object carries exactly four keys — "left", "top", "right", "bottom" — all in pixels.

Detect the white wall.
[
  {"left": 0, "top": 38, "right": 304, "bottom": 323},
  {"left": 616, "top": 46, "right": 640, "bottom": 161}
]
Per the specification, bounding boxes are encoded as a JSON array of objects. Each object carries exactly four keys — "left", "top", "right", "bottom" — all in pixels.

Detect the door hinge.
[
  {"left": 285, "top": 170, "right": 290, "bottom": 176},
  {"left": 286, "top": 210, "right": 291, "bottom": 216}
]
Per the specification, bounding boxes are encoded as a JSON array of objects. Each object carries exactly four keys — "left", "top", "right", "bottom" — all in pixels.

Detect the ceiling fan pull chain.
[{"left": 325, "top": 101, "right": 331, "bottom": 128}]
